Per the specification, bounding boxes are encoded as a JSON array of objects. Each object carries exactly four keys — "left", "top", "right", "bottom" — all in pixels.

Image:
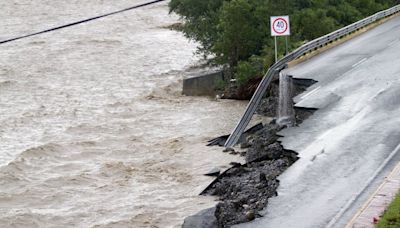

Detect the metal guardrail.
[{"left": 224, "top": 4, "right": 400, "bottom": 148}]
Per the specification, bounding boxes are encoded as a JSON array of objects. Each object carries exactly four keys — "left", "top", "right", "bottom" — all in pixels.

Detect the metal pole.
[
  {"left": 274, "top": 36, "right": 278, "bottom": 62},
  {"left": 285, "top": 36, "right": 289, "bottom": 54}
]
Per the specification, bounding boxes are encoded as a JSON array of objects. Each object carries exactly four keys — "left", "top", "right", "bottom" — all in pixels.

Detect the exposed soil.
[
  {"left": 221, "top": 77, "right": 264, "bottom": 100},
  {"left": 183, "top": 75, "right": 318, "bottom": 228},
  {"left": 206, "top": 123, "right": 298, "bottom": 227}
]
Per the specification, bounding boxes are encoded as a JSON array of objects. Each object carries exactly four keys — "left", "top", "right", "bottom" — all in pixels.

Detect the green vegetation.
[
  {"left": 376, "top": 192, "right": 400, "bottom": 228},
  {"left": 170, "top": 0, "right": 397, "bottom": 86}
]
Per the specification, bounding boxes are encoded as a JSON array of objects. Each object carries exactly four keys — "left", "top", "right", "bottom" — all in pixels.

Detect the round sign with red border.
[{"left": 273, "top": 18, "right": 288, "bottom": 34}]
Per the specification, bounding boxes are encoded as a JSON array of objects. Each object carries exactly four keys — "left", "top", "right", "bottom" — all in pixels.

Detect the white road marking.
[
  {"left": 345, "top": 162, "right": 400, "bottom": 228},
  {"left": 327, "top": 142, "right": 400, "bottom": 228},
  {"left": 301, "top": 86, "right": 321, "bottom": 100},
  {"left": 352, "top": 58, "right": 368, "bottom": 68}
]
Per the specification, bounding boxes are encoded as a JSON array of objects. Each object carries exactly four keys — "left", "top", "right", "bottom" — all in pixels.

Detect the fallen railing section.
[{"left": 224, "top": 4, "right": 400, "bottom": 147}]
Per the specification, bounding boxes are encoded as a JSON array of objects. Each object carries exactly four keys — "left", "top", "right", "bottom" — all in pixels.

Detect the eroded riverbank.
[{"left": 183, "top": 77, "right": 317, "bottom": 228}]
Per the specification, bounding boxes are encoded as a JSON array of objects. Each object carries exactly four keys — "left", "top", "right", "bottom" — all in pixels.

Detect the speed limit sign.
[
  {"left": 271, "top": 16, "right": 290, "bottom": 36},
  {"left": 271, "top": 15, "right": 290, "bottom": 62}
]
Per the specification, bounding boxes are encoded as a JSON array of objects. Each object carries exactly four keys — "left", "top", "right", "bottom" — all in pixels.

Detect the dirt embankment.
[{"left": 183, "top": 77, "right": 317, "bottom": 228}]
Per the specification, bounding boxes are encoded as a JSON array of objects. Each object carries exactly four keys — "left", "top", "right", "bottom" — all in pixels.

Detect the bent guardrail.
[{"left": 224, "top": 4, "right": 400, "bottom": 148}]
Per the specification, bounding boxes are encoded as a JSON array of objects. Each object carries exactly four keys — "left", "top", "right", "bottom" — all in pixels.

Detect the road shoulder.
[{"left": 346, "top": 162, "right": 400, "bottom": 228}]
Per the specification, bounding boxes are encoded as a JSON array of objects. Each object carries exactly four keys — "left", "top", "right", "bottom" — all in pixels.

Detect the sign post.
[{"left": 271, "top": 16, "right": 290, "bottom": 62}]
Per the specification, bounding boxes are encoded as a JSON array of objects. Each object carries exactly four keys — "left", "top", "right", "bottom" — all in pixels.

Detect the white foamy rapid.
[{"left": 0, "top": 1, "right": 246, "bottom": 227}]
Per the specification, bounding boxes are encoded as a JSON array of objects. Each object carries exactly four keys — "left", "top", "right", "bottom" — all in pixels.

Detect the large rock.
[
  {"left": 245, "top": 124, "right": 283, "bottom": 163},
  {"left": 246, "top": 142, "right": 283, "bottom": 163},
  {"left": 182, "top": 207, "right": 217, "bottom": 228}
]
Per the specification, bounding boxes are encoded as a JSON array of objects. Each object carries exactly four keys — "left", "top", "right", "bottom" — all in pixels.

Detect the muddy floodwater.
[{"left": 0, "top": 1, "right": 247, "bottom": 227}]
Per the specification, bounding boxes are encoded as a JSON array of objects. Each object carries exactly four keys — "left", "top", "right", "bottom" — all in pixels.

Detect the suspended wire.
[{"left": 0, "top": 0, "right": 167, "bottom": 45}]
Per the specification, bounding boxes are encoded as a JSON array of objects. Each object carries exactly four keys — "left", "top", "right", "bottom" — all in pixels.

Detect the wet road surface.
[{"left": 238, "top": 15, "right": 400, "bottom": 228}]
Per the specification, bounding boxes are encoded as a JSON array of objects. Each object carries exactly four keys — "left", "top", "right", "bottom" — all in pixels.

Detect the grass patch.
[{"left": 376, "top": 192, "right": 400, "bottom": 228}]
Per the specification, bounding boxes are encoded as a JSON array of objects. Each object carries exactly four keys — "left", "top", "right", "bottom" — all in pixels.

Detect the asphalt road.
[{"left": 237, "top": 16, "right": 400, "bottom": 228}]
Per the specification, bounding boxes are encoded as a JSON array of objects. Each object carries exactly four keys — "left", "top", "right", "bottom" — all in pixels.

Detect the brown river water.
[{"left": 0, "top": 1, "right": 248, "bottom": 227}]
